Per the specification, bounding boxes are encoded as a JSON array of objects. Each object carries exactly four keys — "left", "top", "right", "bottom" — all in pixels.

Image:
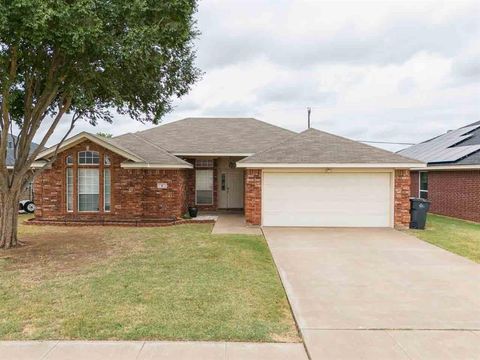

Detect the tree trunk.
[{"left": 0, "top": 189, "right": 20, "bottom": 249}]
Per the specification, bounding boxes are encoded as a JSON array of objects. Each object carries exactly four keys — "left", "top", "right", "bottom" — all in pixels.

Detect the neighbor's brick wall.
[
  {"left": 410, "top": 170, "right": 480, "bottom": 222},
  {"left": 410, "top": 170, "right": 419, "bottom": 197},
  {"left": 394, "top": 169, "right": 411, "bottom": 229},
  {"left": 244, "top": 169, "right": 262, "bottom": 225},
  {"left": 34, "top": 140, "right": 188, "bottom": 221}
]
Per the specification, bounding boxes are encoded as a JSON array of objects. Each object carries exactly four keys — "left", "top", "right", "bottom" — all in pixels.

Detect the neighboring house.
[
  {"left": 5, "top": 134, "right": 40, "bottom": 200},
  {"left": 398, "top": 121, "right": 480, "bottom": 223},
  {"left": 33, "top": 117, "right": 422, "bottom": 228}
]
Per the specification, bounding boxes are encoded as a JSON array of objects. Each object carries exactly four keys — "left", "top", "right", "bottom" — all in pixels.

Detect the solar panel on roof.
[{"left": 398, "top": 124, "right": 480, "bottom": 163}]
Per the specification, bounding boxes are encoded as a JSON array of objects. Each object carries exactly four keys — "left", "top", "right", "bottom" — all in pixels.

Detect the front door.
[{"left": 219, "top": 170, "right": 244, "bottom": 209}]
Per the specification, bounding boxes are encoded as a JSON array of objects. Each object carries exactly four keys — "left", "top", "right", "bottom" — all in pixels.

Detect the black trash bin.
[{"left": 409, "top": 197, "right": 430, "bottom": 230}]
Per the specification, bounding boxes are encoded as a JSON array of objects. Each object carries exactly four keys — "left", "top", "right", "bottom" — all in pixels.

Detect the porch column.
[{"left": 245, "top": 169, "right": 262, "bottom": 225}]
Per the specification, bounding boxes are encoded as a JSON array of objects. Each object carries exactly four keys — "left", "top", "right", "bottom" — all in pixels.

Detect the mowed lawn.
[
  {"left": 409, "top": 214, "right": 480, "bottom": 263},
  {"left": 0, "top": 215, "right": 299, "bottom": 342}
]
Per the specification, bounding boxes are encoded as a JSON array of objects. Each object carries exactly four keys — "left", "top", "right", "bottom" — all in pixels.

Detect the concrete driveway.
[{"left": 264, "top": 227, "right": 480, "bottom": 359}]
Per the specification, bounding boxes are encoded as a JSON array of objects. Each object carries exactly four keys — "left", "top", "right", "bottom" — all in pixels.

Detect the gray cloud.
[
  {"left": 451, "top": 50, "right": 480, "bottom": 84},
  {"left": 196, "top": 4, "right": 479, "bottom": 70},
  {"left": 256, "top": 79, "right": 337, "bottom": 106}
]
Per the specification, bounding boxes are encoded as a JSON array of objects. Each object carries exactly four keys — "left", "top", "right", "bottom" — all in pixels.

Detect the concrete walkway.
[
  {"left": 0, "top": 341, "right": 308, "bottom": 360},
  {"left": 211, "top": 213, "right": 262, "bottom": 235},
  {"left": 264, "top": 227, "right": 480, "bottom": 359}
]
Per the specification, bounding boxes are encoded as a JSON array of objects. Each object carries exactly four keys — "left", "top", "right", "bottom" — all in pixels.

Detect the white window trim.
[
  {"left": 66, "top": 167, "right": 73, "bottom": 212},
  {"left": 419, "top": 171, "right": 428, "bottom": 198},
  {"left": 195, "top": 169, "right": 214, "bottom": 205},
  {"left": 104, "top": 168, "right": 111, "bottom": 212}
]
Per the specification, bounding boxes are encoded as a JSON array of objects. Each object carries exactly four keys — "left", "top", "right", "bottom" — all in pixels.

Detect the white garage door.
[{"left": 262, "top": 172, "right": 392, "bottom": 227}]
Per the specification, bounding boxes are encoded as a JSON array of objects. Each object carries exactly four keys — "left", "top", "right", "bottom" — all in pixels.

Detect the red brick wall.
[
  {"left": 34, "top": 140, "right": 188, "bottom": 221},
  {"left": 410, "top": 170, "right": 419, "bottom": 197},
  {"left": 394, "top": 169, "right": 411, "bottom": 229},
  {"left": 244, "top": 169, "right": 262, "bottom": 225},
  {"left": 410, "top": 170, "right": 480, "bottom": 222}
]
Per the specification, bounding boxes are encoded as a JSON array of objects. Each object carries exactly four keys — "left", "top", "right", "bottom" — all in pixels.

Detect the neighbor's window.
[
  {"left": 66, "top": 155, "right": 73, "bottom": 165},
  {"left": 195, "top": 159, "right": 214, "bottom": 168},
  {"left": 419, "top": 172, "right": 428, "bottom": 199},
  {"left": 104, "top": 154, "right": 111, "bottom": 166},
  {"left": 78, "top": 168, "right": 99, "bottom": 211},
  {"left": 78, "top": 151, "right": 100, "bottom": 165},
  {"left": 196, "top": 169, "right": 213, "bottom": 205},
  {"left": 66, "top": 168, "right": 73, "bottom": 212},
  {"left": 104, "top": 168, "right": 111, "bottom": 212}
]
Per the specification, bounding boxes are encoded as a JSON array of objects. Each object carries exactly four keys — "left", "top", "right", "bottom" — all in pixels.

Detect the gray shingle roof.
[
  {"left": 107, "top": 133, "right": 191, "bottom": 166},
  {"left": 6, "top": 135, "right": 40, "bottom": 167},
  {"left": 131, "top": 117, "right": 295, "bottom": 154},
  {"left": 239, "top": 128, "right": 422, "bottom": 165},
  {"left": 398, "top": 121, "right": 480, "bottom": 165}
]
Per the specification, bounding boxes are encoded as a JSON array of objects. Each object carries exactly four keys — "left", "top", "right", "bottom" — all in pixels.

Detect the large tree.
[{"left": 0, "top": 0, "right": 200, "bottom": 248}]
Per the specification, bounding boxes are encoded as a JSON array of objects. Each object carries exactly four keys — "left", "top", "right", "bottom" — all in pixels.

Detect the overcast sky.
[{"left": 43, "top": 0, "right": 480, "bottom": 151}]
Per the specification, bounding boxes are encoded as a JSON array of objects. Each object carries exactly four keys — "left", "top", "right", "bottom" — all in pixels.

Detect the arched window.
[
  {"left": 66, "top": 155, "right": 73, "bottom": 165},
  {"left": 104, "top": 154, "right": 111, "bottom": 166},
  {"left": 78, "top": 151, "right": 100, "bottom": 165}
]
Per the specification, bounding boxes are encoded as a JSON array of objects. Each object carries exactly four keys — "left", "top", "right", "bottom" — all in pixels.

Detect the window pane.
[
  {"left": 78, "top": 168, "right": 99, "bottom": 211},
  {"left": 196, "top": 190, "right": 213, "bottom": 205},
  {"left": 78, "top": 151, "right": 100, "bottom": 165},
  {"left": 196, "top": 170, "right": 213, "bottom": 190},
  {"left": 420, "top": 172, "right": 428, "bottom": 191},
  {"left": 104, "top": 168, "right": 111, "bottom": 211},
  {"left": 66, "top": 168, "right": 73, "bottom": 211},
  {"left": 195, "top": 159, "right": 213, "bottom": 168},
  {"left": 66, "top": 155, "right": 73, "bottom": 165},
  {"left": 104, "top": 154, "right": 111, "bottom": 166},
  {"left": 196, "top": 170, "right": 213, "bottom": 204}
]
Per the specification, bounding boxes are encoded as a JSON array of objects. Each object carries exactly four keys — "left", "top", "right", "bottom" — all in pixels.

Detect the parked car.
[{"left": 19, "top": 200, "right": 35, "bottom": 214}]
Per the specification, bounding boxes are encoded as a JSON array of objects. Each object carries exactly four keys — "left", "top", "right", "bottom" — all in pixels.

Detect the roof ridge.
[
  {"left": 134, "top": 117, "right": 296, "bottom": 137},
  {"left": 128, "top": 133, "right": 191, "bottom": 166},
  {"left": 303, "top": 127, "right": 420, "bottom": 162}
]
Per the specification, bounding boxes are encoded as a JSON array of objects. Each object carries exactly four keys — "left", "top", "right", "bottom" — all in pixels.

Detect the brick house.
[
  {"left": 399, "top": 121, "right": 480, "bottom": 223},
  {"left": 33, "top": 117, "right": 422, "bottom": 228}
]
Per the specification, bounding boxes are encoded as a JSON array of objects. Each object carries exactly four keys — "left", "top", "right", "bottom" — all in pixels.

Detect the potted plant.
[{"left": 188, "top": 205, "right": 198, "bottom": 218}]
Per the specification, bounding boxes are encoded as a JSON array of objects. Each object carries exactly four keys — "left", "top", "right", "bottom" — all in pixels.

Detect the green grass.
[
  {"left": 0, "top": 216, "right": 298, "bottom": 341},
  {"left": 408, "top": 214, "right": 480, "bottom": 263}
]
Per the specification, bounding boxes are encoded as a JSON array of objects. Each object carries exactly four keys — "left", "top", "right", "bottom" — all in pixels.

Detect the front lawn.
[
  {"left": 408, "top": 214, "right": 480, "bottom": 263},
  {"left": 0, "top": 216, "right": 299, "bottom": 341}
]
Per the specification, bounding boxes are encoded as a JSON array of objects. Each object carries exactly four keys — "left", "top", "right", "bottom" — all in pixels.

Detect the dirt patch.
[{"left": 0, "top": 225, "right": 142, "bottom": 279}]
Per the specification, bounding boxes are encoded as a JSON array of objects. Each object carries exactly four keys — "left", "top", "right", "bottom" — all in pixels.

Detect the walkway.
[
  {"left": 211, "top": 212, "right": 262, "bottom": 235},
  {"left": 0, "top": 341, "right": 307, "bottom": 360}
]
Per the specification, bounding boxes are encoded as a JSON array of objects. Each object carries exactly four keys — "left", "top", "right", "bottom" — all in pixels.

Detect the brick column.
[
  {"left": 244, "top": 169, "right": 262, "bottom": 225},
  {"left": 394, "top": 169, "right": 411, "bottom": 229}
]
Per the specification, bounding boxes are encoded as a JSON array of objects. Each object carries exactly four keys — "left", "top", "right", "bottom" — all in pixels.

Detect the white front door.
[
  {"left": 219, "top": 170, "right": 244, "bottom": 209},
  {"left": 262, "top": 171, "right": 392, "bottom": 227}
]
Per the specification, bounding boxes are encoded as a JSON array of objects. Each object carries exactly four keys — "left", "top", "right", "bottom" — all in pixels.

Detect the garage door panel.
[{"left": 263, "top": 172, "right": 392, "bottom": 227}]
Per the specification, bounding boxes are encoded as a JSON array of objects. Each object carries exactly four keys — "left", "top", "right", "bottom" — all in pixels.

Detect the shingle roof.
[
  {"left": 109, "top": 133, "right": 191, "bottom": 166},
  {"left": 239, "top": 128, "right": 422, "bottom": 165},
  {"left": 131, "top": 117, "right": 295, "bottom": 154},
  {"left": 398, "top": 121, "right": 480, "bottom": 165},
  {"left": 6, "top": 135, "right": 40, "bottom": 167}
]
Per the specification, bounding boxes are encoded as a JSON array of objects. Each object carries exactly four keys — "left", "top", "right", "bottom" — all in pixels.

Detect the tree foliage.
[{"left": 0, "top": 0, "right": 200, "bottom": 248}]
